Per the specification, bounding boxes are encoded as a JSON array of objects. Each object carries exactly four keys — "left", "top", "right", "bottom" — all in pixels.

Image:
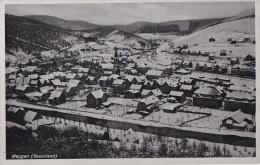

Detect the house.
[
  {"left": 49, "top": 90, "right": 66, "bottom": 105},
  {"left": 112, "top": 79, "right": 126, "bottom": 95},
  {"left": 175, "top": 69, "right": 191, "bottom": 75},
  {"left": 221, "top": 110, "right": 253, "bottom": 131},
  {"left": 87, "top": 89, "right": 108, "bottom": 108},
  {"left": 230, "top": 57, "right": 239, "bottom": 65},
  {"left": 51, "top": 79, "right": 62, "bottom": 88},
  {"left": 154, "top": 78, "right": 178, "bottom": 94},
  {"left": 15, "top": 84, "right": 30, "bottom": 98},
  {"left": 25, "top": 92, "right": 46, "bottom": 103},
  {"left": 141, "top": 89, "right": 151, "bottom": 98},
  {"left": 243, "top": 36, "right": 250, "bottom": 42},
  {"left": 65, "top": 73, "right": 76, "bottom": 82},
  {"left": 193, "top": 86, "right": 222, "bottom": 109},
  {"left": 70, "top": 65, "right": 83, "bottom": 73},
  {"left": 244, "top": 54, "right": 255, "bottom": 61},
  {"left": 23, "top": 111, "right": 43, "bottom": 124},
  {"left": 146, "top": 70, "right": 164, "bottom": 80},
  {"left": 136, "top": 64, "right": 150, "bottom": 75},
  {"left": 161, "top": 103, "right": 182, "bottom": 113},
  {"left": 230, "top": 39, "right": 237, "bottom": 44},
  {"left": 227, "top": 37, "right": 233, "bottom": 42},
  {"left": 209, "top": 37, "right": 216, "bottom": 42},
  {"left": 86, "top": 76, "right": 98, "bottom": 85},
  {"left": 129, "top": 84, "right": 143, "bottom": 92},
  {"left": 68, "top": 79, "right": 84, "bottom": 93},
  {"left": 169, "top": 91, "right": 186, "bottom": 103},
  {"left": 220, "top": 49, "right": 227, "bottom": 56},
  {"left": 7, "top": 106, "right": 26, "bottom": 125},
  {"left": 231, "top": 64, "right": 251, "bottom": 77},
  {"left": 180, "top": 84, "right": 193, "bottom": 97},
  {"left": 125, "top": 89, "right": 141, "bottom": 99},
  {"left": 99, "top": 63, "right": 114, "bottom": 75},
  {"left": 224, "top": 91, "right": 255, "bottom": 114},
  {"left": 195, "top": 62, "right": 205, "bottom": 71},
  {"left": 209, "top": 54, "right": 215, "bottom": 60},
  {"left": 137, "top": 95, "right": 160, "bottom": 113},
  {"left": 98, "top": 76, "right": 109, "bottom": 87},
  {"left": 212, "top": 63, "right": 228, "bottom": 74},
  {"left": 182, "top": 61, "right": 193, "bottom": 68}
]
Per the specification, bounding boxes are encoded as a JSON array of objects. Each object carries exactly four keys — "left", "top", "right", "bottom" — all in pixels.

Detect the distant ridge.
[{"left": 25, "top": 15, "right": 99, "bottom": 31}]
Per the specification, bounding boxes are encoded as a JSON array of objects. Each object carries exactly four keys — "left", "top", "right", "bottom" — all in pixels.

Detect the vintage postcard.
[{"left": 1, "top": 0, "right": 259, "bottom": 164}]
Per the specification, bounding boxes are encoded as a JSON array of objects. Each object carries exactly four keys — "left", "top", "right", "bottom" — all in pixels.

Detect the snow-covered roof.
[
  {"left": 91, "top": 89, "right": 105, "bottom": 99},
  {"left": 100, "top": 63, "right": 114, "bottom": 70},
  {"left": 141, "top": 89, "right": 151, "bottom": 96},
  {"left": 146, "top": 70, "right": 163, "bottom": 76},
  {"left": 151, "top": 88, "right": 163, "bottom": 97},
  {"left": 226, "top": 91, "right": 254, "bottom": 101},
  {"left": 28, "top": 74, "right": 38, "bottom": 79},
  {"left": 51, "top": 79, "right": 62, "bottom": 86},
  {"left": 140, "top": 95, "right": 159, "bottom": 105},
  {"left": 224, "top": 110, "right": 247, "bottom": 124},
  {"left": 68, "top": 79, "right": 81, "bottom": 87},
  {"left": 49, "top": 90, "right": 63, "bottom": 99},
  {"left": 113, "top": 79, "right": 124, "bottom": 85},
  {"left": 66, "top": 73, "right": 76, "bottom": 79},
  {"left": 169, "top": 91, "right": 184, "bottom": 97},
  {"left": 24, "top": 111, "right": 40, "bottom": 123},
  {"left": 7, "top": 106, "right": 24, "bottom": 113},
  {"left": 130, "top": 84, "right": 142, "bottom": 90},
  {"left": 180, "top": 84, "right": 193, "bottom": 91},
  {"left": 99, "top": 76, "right": 109, "bottom": 81},
  {"left": 161, "top": 103, "right": 182, "bottom": 111},
  {"left": 15, "top": 84, "right": 29, "bottom": 91}
]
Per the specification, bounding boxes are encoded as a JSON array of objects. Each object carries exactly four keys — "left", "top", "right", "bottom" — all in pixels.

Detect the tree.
[
  {"left": 212, "top": 144, "right": 222, "bottom": 157},
  {"left": 197, "top": 141, "right": 209, "bottom": 157},
  {"left": 158, "top": 139, "right": 168, "bottom": 157}
]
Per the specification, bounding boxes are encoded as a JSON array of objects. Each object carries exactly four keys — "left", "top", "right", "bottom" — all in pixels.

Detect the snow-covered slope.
[{"left": 171, "top": 18, "right": 255, "bottom": 46}]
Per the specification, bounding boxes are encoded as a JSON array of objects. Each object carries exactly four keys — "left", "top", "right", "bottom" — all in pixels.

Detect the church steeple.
[{"left": 114, "top": 47, "right": 118, "bottom": 58}]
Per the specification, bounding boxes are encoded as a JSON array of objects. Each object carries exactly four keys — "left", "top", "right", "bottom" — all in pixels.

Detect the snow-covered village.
[{"left": 4, "top": 2, "right": 256, "bottom": 159}]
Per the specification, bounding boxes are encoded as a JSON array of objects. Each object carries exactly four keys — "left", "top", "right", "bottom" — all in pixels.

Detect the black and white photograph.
[{"left": 2, "top": 0, "right": 258, "bottom": 162}]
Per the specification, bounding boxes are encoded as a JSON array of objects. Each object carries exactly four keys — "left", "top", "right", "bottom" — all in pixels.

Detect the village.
[
  {"left": 6, "top": 32, "right": 256, "bottom": 135},
  {"left": 5, "top": 3, "right": 256, "bottom": 158}
]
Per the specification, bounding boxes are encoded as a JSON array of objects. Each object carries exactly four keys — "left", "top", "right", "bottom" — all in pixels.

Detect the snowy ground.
[{"left": 42, "top": 118, "right": 255, "bottom": 157}]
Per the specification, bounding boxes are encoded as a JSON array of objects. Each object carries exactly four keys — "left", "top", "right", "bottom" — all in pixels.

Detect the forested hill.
[{"left": 5, "top": 14, "right": 84, "bottom": 54}]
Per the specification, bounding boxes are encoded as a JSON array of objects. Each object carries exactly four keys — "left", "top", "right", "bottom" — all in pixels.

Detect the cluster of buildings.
[{"left": 6, "top": 45, "right": 255, "bottom": 133}]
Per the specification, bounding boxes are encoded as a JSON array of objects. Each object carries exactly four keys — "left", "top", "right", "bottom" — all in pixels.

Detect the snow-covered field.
[
  {"left": 136, "top": 33, "right": 181, "bottom": 41},
  {"left": 171, "top": 18, "right": 255, "bottom": 46}
]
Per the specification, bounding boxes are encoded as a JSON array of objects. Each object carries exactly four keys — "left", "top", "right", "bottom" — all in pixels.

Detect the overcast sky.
[{"left": 5, "top": 2, "right": 254, "bottom": 25}]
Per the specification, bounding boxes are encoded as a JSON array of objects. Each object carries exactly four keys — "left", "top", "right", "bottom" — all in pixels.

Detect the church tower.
[{"left": 114, "top": 47, "right": 121, "bottom": 74}]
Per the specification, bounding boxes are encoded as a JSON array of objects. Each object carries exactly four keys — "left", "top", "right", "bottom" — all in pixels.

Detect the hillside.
[
  {"left": 113, "top": 18, "right": 227, "bottom": 34},
  {"left": 81, "top": 26, "right": 151, "bottom": 45},
  {"left": 25, "top": 15, "right": 99, "bottom": 30},
  {"left": 5, "top": 14, "right": 84, "bottom": 54},
  {"left": 171, "top": 18, "right": 255, "bottom": 46}
]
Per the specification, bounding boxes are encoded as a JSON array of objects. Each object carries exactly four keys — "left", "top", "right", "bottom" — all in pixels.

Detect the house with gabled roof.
[
  {"left": 221, "top": 110, "right": 253, "bottom": 131},
  {"left": 146, "top": 69, "right": 164, "bottom": 80},
  {"left": 23, "top": 111, "right": 43, "bottom": 124},
  {"left": 98, "top": 76, "right": 109, "bottom": 87},
  {"left": 169, "top": 91, "right": 186, "bottom": 103},
  {"left": 48, "top": 90, "right": 66, "bottom": 105},
  {"left": 87, "top": 89, "right": 108, "bottom": 108},
  {"left": 137, "top": 95, "right": 160, "bottom": 113},
  {"left": 193, "top": 86, "right": 223, "bottom": 109},
  {"left": 112, "top": 79, "right": 126, "bottom": 95},
  {"left": 15, "top": 84, "right": 31, "bottom": 98}
]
